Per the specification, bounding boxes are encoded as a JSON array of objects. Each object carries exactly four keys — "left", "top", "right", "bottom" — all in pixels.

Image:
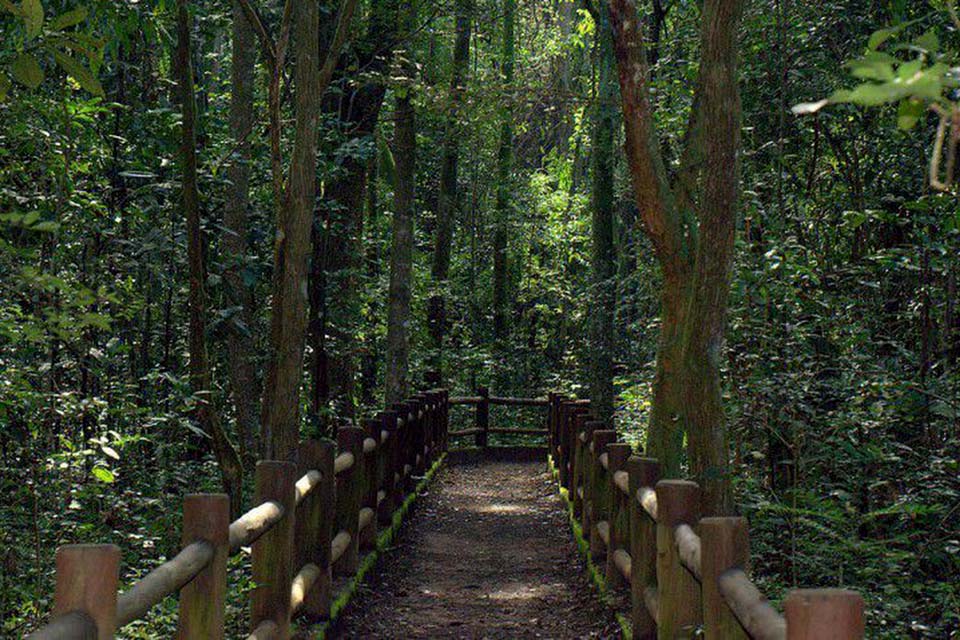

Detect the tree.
[
  {"left": 385, "top": 2, "right": 418, "bottom": 405},
  {"left": 260, "top": 0, "right": 357, "bottom": 459},
  {"left": 223, "top": 0, "right": 260, "bottom": 463},
  {"left": 587, "top": 2, "right": 617, "bottom": 425},
  {"left": 176, "top": 0, "right": 243, "bottom": 513},
  {"left": 429, "top": 0, "right": 473, "bottom": 380},
  {"left": 608, "top": 0, "right": 745, "bottom": 514},
  {"left": 492, "top": 0, "right": 516, "bottom": 343}
]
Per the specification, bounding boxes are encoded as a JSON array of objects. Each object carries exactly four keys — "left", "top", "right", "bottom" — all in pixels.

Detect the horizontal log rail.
[
  {"left": 27, "top": 389, "right": 451, "bottom": 639},
  {"left": 548, "top": 393, "right": 866, "bottom": 640},
  {"left": 447, "top": 386, "right": 551, "bottom": 446}
]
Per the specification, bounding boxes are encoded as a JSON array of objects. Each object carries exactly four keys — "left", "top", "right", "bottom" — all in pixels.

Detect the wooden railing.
[
  {"left": 548, "top": 394, "right": 866, "bottom": 640},
  {"left": 448, "top": 386, "right": 549, "bottom": 446},
  {"left": 27, "top": 389, "right": 450, "bottom": 640}
]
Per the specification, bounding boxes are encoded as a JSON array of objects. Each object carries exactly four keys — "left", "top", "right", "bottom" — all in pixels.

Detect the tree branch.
[{"left": 607, "top": 0, "right": 684, "bottom": 274}]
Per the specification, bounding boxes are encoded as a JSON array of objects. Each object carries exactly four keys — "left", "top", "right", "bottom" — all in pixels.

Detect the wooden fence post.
[
  {"left": 381, "top": 410, "right": 401, "bottom": 515},
  {"left": 297, "top": 440, "right": 335, "bottom": 621},
  {"left": 441, "top": 388, "right": 450, "bottom": 451},
  {"left": 361, "top": 418, "right": 381, "bottom": 549},
  {"left": 628, "top": 457, "right": 660, "bottom": 640},
  {"left": 52, "top": 544, "right": 121, "bottom": 640},
  {"left": 588, "top": 429, "right": 617, "bottom": 557},
  {"left": 655, "top": 479, "right": 702, "bottom": 638},
  {"left": 572, "top": 414, "right": 597, "bottom": 518},
  {"left": 178, "top": 494, "right": 229, "bottom": 638},
  {"left": 334, "top": 426, "right": 364, "bottom": 576},
  {"left": 605, "top": 443, "right": 632, "bottom": 589},
  {"left": 251, "top": 460, "right": 297, "bottom": 638},
  {"left": 476, "top": 385, "right": 489, "bottom": 448},
  {"left": 785, "top": 589, "right": 864, "bottom": 640},
  {"left": 700, "top": 517, "right": 749, "bottom": 640},
  {"left": 558, "top": 401, "right": 572, "bottom": 488}
]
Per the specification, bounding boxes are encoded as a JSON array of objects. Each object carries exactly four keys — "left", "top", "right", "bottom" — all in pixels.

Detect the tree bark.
[
  {"left": 589, "top": 7, "right": 617, "bottom": 424},
  {"left": 260, "top": 0, "right": 321, "bottom": 461},
  {"left": 492, "top": 0, "right": 516, "bottom": 343},
  {"left": 429, "top": 0, "right": 472, "bottom": 378},
  {"left": 385, "top": 0, "right": 418, "bottom": 405},
  {"left": 608, "top": 0, "right": 744, "bottom": 513},
  {"left": 223, "top": 0, "right": 260, "bottom": 464},
  {"left": 680, "top": 0, "right": 744, "bottom": 516},
  {"left": 385, "top": 93, "right": 416, "bottom": 404},
  {"left": 177, "top": 0, "right": 243, "bottom": 514}
]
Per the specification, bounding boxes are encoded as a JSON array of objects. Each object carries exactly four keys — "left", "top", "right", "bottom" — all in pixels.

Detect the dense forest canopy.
[{"left": 1, "top": 0, "right": 958, "bottom": 636}]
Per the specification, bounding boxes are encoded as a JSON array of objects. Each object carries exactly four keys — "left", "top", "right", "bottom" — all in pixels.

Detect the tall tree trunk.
[
  {"left": 223, "top": 0, "right": 260, "bottom": 464},
  {"left": 608, "top": 0, "right": 743, "bottom": 514},
  {"left": 260, "top": 0, "right": 320, "bottom": 461},
  {"left": 429, "top": 0, "right": 472, "bottom": 379},
  {"left": 385, "top": 3, "right": 418, "bottom": 405},
  {"left": 177, "top": 0, "right": 243, "bottom": 514},
  {"left": 312, "top": 0, "right": 400, "bottom": 424},
  {"left": 679, "top": 0, "right": 744, "bottom": 516},
  {"left": 492, "top": 0, "right": 516, "bottom": 343},
  {"left": 589, "top": 8, "right": 617, "bottom": 424}
]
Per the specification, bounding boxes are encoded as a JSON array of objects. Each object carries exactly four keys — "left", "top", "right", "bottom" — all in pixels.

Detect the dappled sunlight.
[{"left": 486, "top": 582, "right": 562, "bottom": 601}]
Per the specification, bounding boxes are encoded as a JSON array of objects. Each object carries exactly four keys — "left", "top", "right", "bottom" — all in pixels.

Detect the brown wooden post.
[
  {"left": 700, "top": 517, "right": 750, "bottom": 639},
  {"left": 628, "top": 457, "right": 660, "bottom": 640},
  {"left": 547, "top": 392, "right": 557, "bottom": 460},
  {"left": 334, "top": 426, "right": 364, "bottom": 576},
  {"left": 441, "top": 388, "right": 450, "bottom": 451},
  {"left": 381, "top": 410, "right": 401, "bottom": 515},
  {"left": 588, "top": 429, "right": 617, "bottom": 558},
  {"left": 557, "top": 400, "right": 569, "bottom": 485},
  {"left": 296, "top": 440, "right": 334, "bottom": 621},
  {"left": 360, "top": 418, "right": 381, "bottom": 549},
  {"left": 558, "top": 401, "right": 573, "bottom": 488},
  {"left": 391, "top": 403, "right": 409, "bottom": 491},
  {"left": 476, "top": 385, "right": 489, "bottom": 448},
  {"left": 52, "top": 544, "right": 120, "bottom": 640},
  {"left": 178, "top": 494, "right": 229, "bottom": 638},
  {"left": 605, "top": 443, "right": 631, "bottom": 589},
  {"left": 572, "top": 414, "right": 596, "bottom": 519},
  {"left": 411, "top": 396, "right": 426, "bottom": 474},
  {"left": 251, "top": 460, "right": 297, "bottom": 638},
  {"left": 655, "top": 479, "right": 702, "bottom": 638},
  {"left": 785, "top": 589, "right": 864, "bottom": 640}
]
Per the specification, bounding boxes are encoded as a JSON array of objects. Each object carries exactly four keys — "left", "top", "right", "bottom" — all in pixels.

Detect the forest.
[{"left": 1, "top": 0, "right": 958, "bottom": 637}]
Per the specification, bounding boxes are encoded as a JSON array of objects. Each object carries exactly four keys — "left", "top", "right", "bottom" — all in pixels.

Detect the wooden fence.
[
  {"left": 448, "top": 386, "right": 549, "bottom": 446},
  {"left": 547, "top": 393, "right": 866, "bottom": 640},
  {"left": 26, "top": 390, "right": 450, "bottom": 640}
]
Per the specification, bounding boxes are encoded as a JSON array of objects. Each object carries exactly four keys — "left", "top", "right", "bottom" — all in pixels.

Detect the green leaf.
[
  {"left": 21, "top": 0, "right": 43, "bottom": 38},
  {"left": 0, "top": 75, "right": 10, "bottom": 101},
  {"left": 52, "top": 50, "right": 103, "bottom": 96},
  {"left": 49, "top": 6, "right": 87, "bottom": 30},
  {"left": 848, "top": 52, "right": 895, "bottom": 82},
  {"left": 914, "top": 29, "right": 939, "bottom": 54},
  {"left": 897, "top": 98, "right": 924, "bottom": 130},
  {"left": 29, "top": 220, "right": 60, "bottom": 232},
  {"left": 11, "top": 53, "right": 43, "bottom": 89},
  {"left": 0, "top": 0, "right": 21, "bottom": 15},
  {"left": 91, "top": 466, "right": 115, "bottom": 483}
]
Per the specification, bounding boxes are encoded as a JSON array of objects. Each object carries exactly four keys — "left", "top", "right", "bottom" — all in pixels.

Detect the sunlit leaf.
[{"left": 91, "top": 466, "right": 115, "bottom": 483}]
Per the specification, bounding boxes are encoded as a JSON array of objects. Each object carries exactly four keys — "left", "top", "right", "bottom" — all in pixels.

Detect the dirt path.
[{"left": 330, "top": 461, "right": 621, "bottom": 639}]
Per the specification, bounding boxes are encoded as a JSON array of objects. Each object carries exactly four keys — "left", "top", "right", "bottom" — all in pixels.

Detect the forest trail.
[{"left": 327, "top": 461, "right": 622, "bottom": 639}]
